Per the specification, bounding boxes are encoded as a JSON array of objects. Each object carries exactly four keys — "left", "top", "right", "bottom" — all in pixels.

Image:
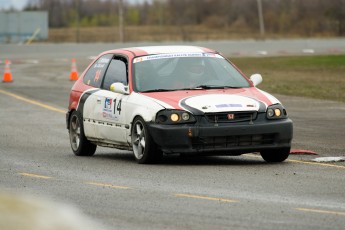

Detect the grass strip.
[{"left": 231, "top": 55, "right": 345, "bottom": 103}]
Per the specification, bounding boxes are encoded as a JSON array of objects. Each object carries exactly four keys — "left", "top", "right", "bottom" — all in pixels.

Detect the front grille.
[
  {"left": 205, "top": 112, "right": 257, "bottom": 123},
  {"left": 192, "top": 134, "right": 275, "bottom": 149}
]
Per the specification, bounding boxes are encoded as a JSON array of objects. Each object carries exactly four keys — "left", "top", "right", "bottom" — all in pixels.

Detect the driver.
[{"left": 178, "top": 58, "right": 206, "bottom": 88}]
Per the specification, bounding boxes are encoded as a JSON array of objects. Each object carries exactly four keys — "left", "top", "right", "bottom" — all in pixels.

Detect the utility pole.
[
  {"left": 257, "top": 0, "right": 265, "bottom": 39},
  {"left": 75, "top": 0, "right": 80, "bottom": 43},
  {"left": 118, "top": 0, "right": 124, "bottom": 43}
]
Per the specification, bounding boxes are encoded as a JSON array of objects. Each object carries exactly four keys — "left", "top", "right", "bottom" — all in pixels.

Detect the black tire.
[
  {"left": 131, "top": 117, "right": 162, "bottom": 164},
  {"left": 260, "top": 148, "right": 290, "bottom": 163},
  {"left": 69, "top": 110, "right": 97, "bottom": 156}
]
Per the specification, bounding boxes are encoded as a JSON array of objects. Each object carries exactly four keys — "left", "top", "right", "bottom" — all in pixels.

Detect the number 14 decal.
[{"left": 113, "top": 99, "right": 122, "bottom": 115}]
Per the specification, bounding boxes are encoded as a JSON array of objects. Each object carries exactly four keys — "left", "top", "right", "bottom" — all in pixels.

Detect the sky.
[
  {"left": 0, "top": 0, "right": 28, "bottom": 10},
  {"left": 0, "top": 0, "right": 152, "bottom": 10}
]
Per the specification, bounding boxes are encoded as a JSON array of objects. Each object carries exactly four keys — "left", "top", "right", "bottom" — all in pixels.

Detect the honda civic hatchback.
[{"left": 66, "top": 46, "right": 293, "bottom": 164}]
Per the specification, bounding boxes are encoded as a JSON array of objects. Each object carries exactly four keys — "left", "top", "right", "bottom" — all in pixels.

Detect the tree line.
[{"left": 24, "top": 0, "right": 345, "bottom": 37}]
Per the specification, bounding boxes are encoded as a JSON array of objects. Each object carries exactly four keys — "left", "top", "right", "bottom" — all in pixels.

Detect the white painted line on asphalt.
[
  {"left": 257, "top": 50, "right": 268, "bottom": 55},
  {"left": 302, "top": 49, "right": 315, "bottom": 54},
  {"left": 26, "top": 59, "right": 39, "bottom": 64},
  {"left": 311, "top": 157, "right": 345, "bottom": 163}
]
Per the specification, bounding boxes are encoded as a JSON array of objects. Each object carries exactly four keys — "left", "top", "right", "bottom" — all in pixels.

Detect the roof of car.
[{"left": 105, "top": 46, "right": 217, "bottom": 57}]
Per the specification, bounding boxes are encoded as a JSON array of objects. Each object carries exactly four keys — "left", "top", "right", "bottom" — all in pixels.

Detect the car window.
[
  {"left": 102, "top": 57, "right": 128, "bottom": 90},
  {"left": 83, "top": 54, "right": 113, "bottom": 88}
]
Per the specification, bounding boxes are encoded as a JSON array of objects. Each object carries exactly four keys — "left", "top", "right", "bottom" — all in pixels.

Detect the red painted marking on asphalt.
[{"left": 290, "top": 149, "right": 317, "bottom": 155}]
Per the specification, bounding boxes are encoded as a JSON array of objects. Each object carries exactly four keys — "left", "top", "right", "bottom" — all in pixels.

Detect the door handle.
[{"left": 97, "top": 98, "right": 101, "bottom": 104}]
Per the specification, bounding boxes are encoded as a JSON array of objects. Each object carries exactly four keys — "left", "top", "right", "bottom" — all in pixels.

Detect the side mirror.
[
  {"left": 250, "top": 74, "right": 263, "bottom": 87},
  {"left": 110, "top": 82, "right": 129, "bottom": 95}
]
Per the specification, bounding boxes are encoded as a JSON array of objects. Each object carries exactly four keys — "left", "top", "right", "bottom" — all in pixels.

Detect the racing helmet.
[{"left": 186, "top": 58, "right": 205, "bottom": 78}]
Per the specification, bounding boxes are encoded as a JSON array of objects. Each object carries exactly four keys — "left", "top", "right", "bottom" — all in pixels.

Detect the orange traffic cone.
[
  {"left": 69, "top": 58, "right": 78, "bottom": 81},
  {"left": 2, "top": 59, "right": 13, "bottom": 83}
]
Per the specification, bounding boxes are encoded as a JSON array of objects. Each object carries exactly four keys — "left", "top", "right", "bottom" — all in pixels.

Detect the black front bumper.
[{"left": 147, "top": 116, "right": 293, "bottom": 155}]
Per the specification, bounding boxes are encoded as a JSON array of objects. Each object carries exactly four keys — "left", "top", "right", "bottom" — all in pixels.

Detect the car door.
[
  {"left": 92, "top": 56, "right": 129, "bottom": 145},
  {"left": 82, "top": 54, "right": 113, "bottom": 139}
]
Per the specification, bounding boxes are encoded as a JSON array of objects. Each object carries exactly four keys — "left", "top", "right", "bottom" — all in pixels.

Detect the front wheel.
[
  {"left": 260, "top": 148, "right": 290, "bottom": 163},
  {"left": 131, "top": 117, "right": 162, "bottom": 164},
  {"left": 69, "top": 110, "right": 96, "bottom": 156}
]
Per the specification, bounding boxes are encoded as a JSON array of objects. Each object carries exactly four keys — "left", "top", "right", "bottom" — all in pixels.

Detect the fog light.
[
  {"left": 182, "top": 112, "right": 190, "bottom": 121},
  {"left": 170, "top": 113, "right": 180, "bottom": 122},
  {"left": 267, "top": 108, "right": 274, "bottom": 117},
  {"left": 274, "top": 108, "right": 282, "bottom": 117},
  {"left": 157, "top": 115, "right": 167, "bottom": 123}
]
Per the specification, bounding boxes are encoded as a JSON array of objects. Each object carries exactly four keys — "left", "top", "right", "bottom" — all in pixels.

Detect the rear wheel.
[
  {"left": 260, "top": 148, "right": 290, "bottom": 163},
  {"left": 131, "top": 117, "right": 162, "bottom": 164},
  {"left": 69, "top": 110, "right": 96, "bottom": 156}
]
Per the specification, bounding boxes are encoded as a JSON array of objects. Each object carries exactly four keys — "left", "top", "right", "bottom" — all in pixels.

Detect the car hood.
[{"left": 141, "top": 87, "right": 280, "bottom": 114}]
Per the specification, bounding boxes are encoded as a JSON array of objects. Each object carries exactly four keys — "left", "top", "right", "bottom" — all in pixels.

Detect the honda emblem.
[{"left": 227, "top": 114, "right": 235, "bottom": 120}]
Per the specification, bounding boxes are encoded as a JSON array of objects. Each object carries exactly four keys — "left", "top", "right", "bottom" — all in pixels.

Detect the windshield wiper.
[
  {"left": 182, "top": 85, "right": 242, "bottom": 90},
  {"left": 222, "top": 85, "right": 242, "bottom": 89},
  {"left": 140, "top": 89, "right": 177, "bottom": 93},
  {"left": 142, "top": 85, "right": 242, "bottom": 92}
]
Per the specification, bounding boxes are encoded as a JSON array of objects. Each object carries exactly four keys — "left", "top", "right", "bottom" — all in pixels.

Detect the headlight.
[
  {"left": 156, "top": 110, "right": 196, "bottom": 124},
  {"left": 274, "top": 108, "right": 281, "bottom": 117},
  {"left": 267, "top": 108, "right": 274, "bottom": 117},
  {"left": 182, "top": 112, "right": 190, "bottom": 121},
  {"left": 266, "top": 104, "right": 288, "bottom": 120},
  {"left": 170, "top": 113, "right": 180, "bottom": 122}
]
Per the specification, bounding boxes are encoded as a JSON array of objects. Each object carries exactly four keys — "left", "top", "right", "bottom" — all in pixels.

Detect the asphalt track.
[
  {"left": 0, "top": 41, "right": 344, "bottom": 229},
  {"left": 1, "top": 38, "right": 345, "bottom": 59}
]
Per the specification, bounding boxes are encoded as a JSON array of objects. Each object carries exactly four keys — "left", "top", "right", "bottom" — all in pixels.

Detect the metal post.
[
  {"left": 76, "top": 0, "right": 80, "bottom": 43},
  {"left": 118, "top": 0, "right": 124, "bottom": 43},
  {"left": 257, "top": 0, "right": 265, "bottom": 38}
]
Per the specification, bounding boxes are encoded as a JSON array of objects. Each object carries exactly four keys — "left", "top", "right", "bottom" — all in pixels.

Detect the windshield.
[{"left": 133, "top": 53, "right": 250, "bottom": 92}]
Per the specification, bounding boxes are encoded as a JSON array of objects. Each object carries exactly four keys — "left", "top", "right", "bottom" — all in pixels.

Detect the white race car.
[{"left": 66, "top": 46, "right": 293, "bottom": 163}]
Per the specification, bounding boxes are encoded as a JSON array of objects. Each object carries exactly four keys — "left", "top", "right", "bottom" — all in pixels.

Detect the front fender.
[{"left": 125, "top": 93, "right": 166, "bottom": 142}]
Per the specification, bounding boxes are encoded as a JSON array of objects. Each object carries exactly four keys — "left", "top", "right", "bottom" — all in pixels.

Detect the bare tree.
[{"left": 23, "top": 0, "right": 345, "bottom": 40}]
